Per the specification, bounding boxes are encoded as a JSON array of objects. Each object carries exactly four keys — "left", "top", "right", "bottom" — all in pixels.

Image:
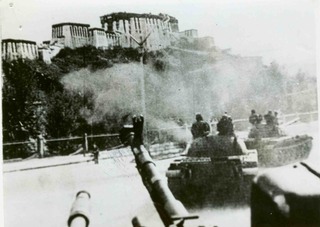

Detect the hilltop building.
[
  {"left": 2, "top": 12, "right": 216, "bottom": 63},
  {"left": 51, "top": 22, "right": 90, "bottom": 49},
  {"left": 179, "top": 29, "right": 198, "bottom": 39},
  {"left": 100, "top": 12, "right": 179, "bottom": 51},
  {"left": 178, "top": 29, "right": 215, "bottom": 50},
  {"left": 88, "top": 28, "right": 120, "bottom": 50},
  {"left": 2, "top": 39, "right": 39, "bottom": 61},
  {"left": 50, "top": 22, "right": 120, "bottom": 50},
  {"left": 88, "top": 28, "right": 108, "bottom": 49}
]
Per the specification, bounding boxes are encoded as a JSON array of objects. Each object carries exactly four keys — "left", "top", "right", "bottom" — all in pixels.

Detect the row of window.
[
  {"left": 70, "top": 26, "right": 88, "bottom": 37},
  {"left": 52, "top": 26, "right": 63, "bottom": 38},
  {"left": 106, "top": 35, "right": 120, "bottom": 46},
  {"left": 114, "top": 17, "right": 171, "bottom": 35},
  {"left": 89, "top": 30, "right": 105, "bottom": 36},
  {"left": 183, "top": 30, "right": 197, "bottom": 37},
  {"left": 2, "top": 42, "right": 37, "bottom": 56},
  {"left": 106, "top": 33, "right": 119, "bottom": 39},
  {"left": 52, "top": 26, "right": 89, "bottom": 38}
]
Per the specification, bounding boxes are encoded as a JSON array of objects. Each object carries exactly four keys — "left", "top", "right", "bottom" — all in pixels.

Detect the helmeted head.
[
  {"left": 195, "top": 113, "right": 203, "bottom": 121},
  {"left": 251, "top": 109, "right": 256, "bottom": 114},
  {"left": 268, "top": 110, "right": 272, "bottom": 115}
]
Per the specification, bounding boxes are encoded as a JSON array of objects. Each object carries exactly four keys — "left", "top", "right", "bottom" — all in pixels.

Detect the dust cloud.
[{"left": 61, "top": 50, "right": 293, "bottom": 140}]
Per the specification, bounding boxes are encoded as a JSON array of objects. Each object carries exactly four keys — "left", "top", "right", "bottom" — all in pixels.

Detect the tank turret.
[
  {"left": 245, "top": 117, "right": 313, "bottom": 167},
  {"left": 166, "top": 132, "right": 258, "bottom": 206}
]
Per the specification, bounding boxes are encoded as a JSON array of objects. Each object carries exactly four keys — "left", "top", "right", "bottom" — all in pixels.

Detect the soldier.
[
  {"left": 249, "top": 109, "right": 259, "bottom": 125},
  {"left": 264, "top": 110, "right": 275, "bottom": 126},
  {"left": 257, "top": 114, "right": 263, "bottom": 124},
  {"left": 191, "top": 113, "right": 210, "bottom": 139},
  {"left": 217, "top": 113, "right": 235, "bottom": 136},
  {"left": 92, "top": 143, "right": 99, "bottom": 164},
  {"left": 274, "top": 111, "right": 279, "bottom": 126}
]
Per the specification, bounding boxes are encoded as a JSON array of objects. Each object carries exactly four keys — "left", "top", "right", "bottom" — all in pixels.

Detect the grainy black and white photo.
[{"left": 1, "top": 0, "right": 320, "bottom": 226}]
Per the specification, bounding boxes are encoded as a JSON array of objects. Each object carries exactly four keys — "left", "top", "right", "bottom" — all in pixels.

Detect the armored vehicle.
[
  {"left": 251, "top": 161, "right": 320, "bottom": 227},
  {"left": 166, "top": 135, "right": 258, "bottom": 206},
  {"left": 245, "top": 123, "right": 312, "bottom": 167}
]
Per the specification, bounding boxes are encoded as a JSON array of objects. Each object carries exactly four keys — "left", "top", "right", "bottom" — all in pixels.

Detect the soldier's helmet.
[{"left": 195, "top": 113, "right": 203, "bottom": 121}]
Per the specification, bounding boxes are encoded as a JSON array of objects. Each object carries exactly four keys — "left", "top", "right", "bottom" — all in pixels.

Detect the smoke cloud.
[{"left": 61, "top": 50, "right": 289, "bottom": 141}]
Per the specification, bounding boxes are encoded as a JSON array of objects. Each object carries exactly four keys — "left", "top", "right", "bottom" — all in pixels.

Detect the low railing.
[
  {"left": 3, "top": 133, "right": 122, "bottom": 160},
  {"left": 3, "top": 110, "right": 318, "bottom": 160}
]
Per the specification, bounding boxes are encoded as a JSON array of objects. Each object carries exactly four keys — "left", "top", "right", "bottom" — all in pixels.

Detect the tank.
[
  {"left": 166, "top": 134, "right": 258, "bottom": 207},
  {"left": 245, "top": 123, "right": 313, "bottom": 167},
  {"left": 251, "top": 161, "right": 320, "bottom": 227}
]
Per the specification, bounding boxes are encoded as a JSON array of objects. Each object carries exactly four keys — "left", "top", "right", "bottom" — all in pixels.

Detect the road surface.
[{"left": 2, "top": 121, "right": 319, "bottom": 227}]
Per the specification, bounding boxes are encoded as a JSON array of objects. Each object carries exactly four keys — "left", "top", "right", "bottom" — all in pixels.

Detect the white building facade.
[
  {"left": 2, "top": 39, "right": 39, "bottom": 61},
  {"left": 100, "top": 12, "right": 179, "bottom": 51},
  {"left": 51, "top": 23, "right": 90, "bottom": 49},
  {"left": 2, "top": 12, "right": 216, "bottom": 63},
  {"left": 88, "top": 28, "right": 108, "bottom": 49}
]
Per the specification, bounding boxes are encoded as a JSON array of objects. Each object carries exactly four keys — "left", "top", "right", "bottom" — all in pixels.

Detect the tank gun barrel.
[
  {"left": 120, "top": 115, "right": 198, "bottom": 227},
  {"left": 68, "top": 191, "right": 91, "bottom": 227}
]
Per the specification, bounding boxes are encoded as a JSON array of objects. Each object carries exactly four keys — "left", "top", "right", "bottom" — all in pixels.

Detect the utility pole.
[
  {"left": 138, "top": 46, "right": 147, "bottom": 123},
  {"left": 114, "top": 15, "right": 170, "bottom": 144},
  {"left": 115, "top": 30, "right": 152, "bottom": 143},
  {"left": 127, "top": 32, "right": 151, "bottom": 119}
]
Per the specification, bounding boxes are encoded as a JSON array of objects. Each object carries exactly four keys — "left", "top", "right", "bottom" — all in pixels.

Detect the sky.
[{"left": 0, "top": 0, "right": 319, "bottom": 76}]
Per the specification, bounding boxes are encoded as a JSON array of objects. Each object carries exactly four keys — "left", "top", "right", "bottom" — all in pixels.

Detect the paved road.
[
  {"left": 3, "top": 156, "right": 163, "bottom": 227},
  {"left": 2, "top": 121, "right": 319, "bottom": 227}
]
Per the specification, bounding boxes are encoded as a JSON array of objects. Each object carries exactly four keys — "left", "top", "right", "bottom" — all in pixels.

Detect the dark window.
[
  {"left": 116, "top": 21, "right": 119, "bottom": 30},
  {"left": 134, "top": 18, "right": 137, "bottom": 30},
  {"left": 138, "top": 18, "right": 141, "bottom": 33}
]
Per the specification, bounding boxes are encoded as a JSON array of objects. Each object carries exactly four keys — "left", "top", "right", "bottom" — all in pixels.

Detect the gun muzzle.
[
  {"left": 68, "top": 191, "right": 91, "bottom": 227},
  {"left": 132, "top": 216, "right": 143, "bottom": 227}
]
